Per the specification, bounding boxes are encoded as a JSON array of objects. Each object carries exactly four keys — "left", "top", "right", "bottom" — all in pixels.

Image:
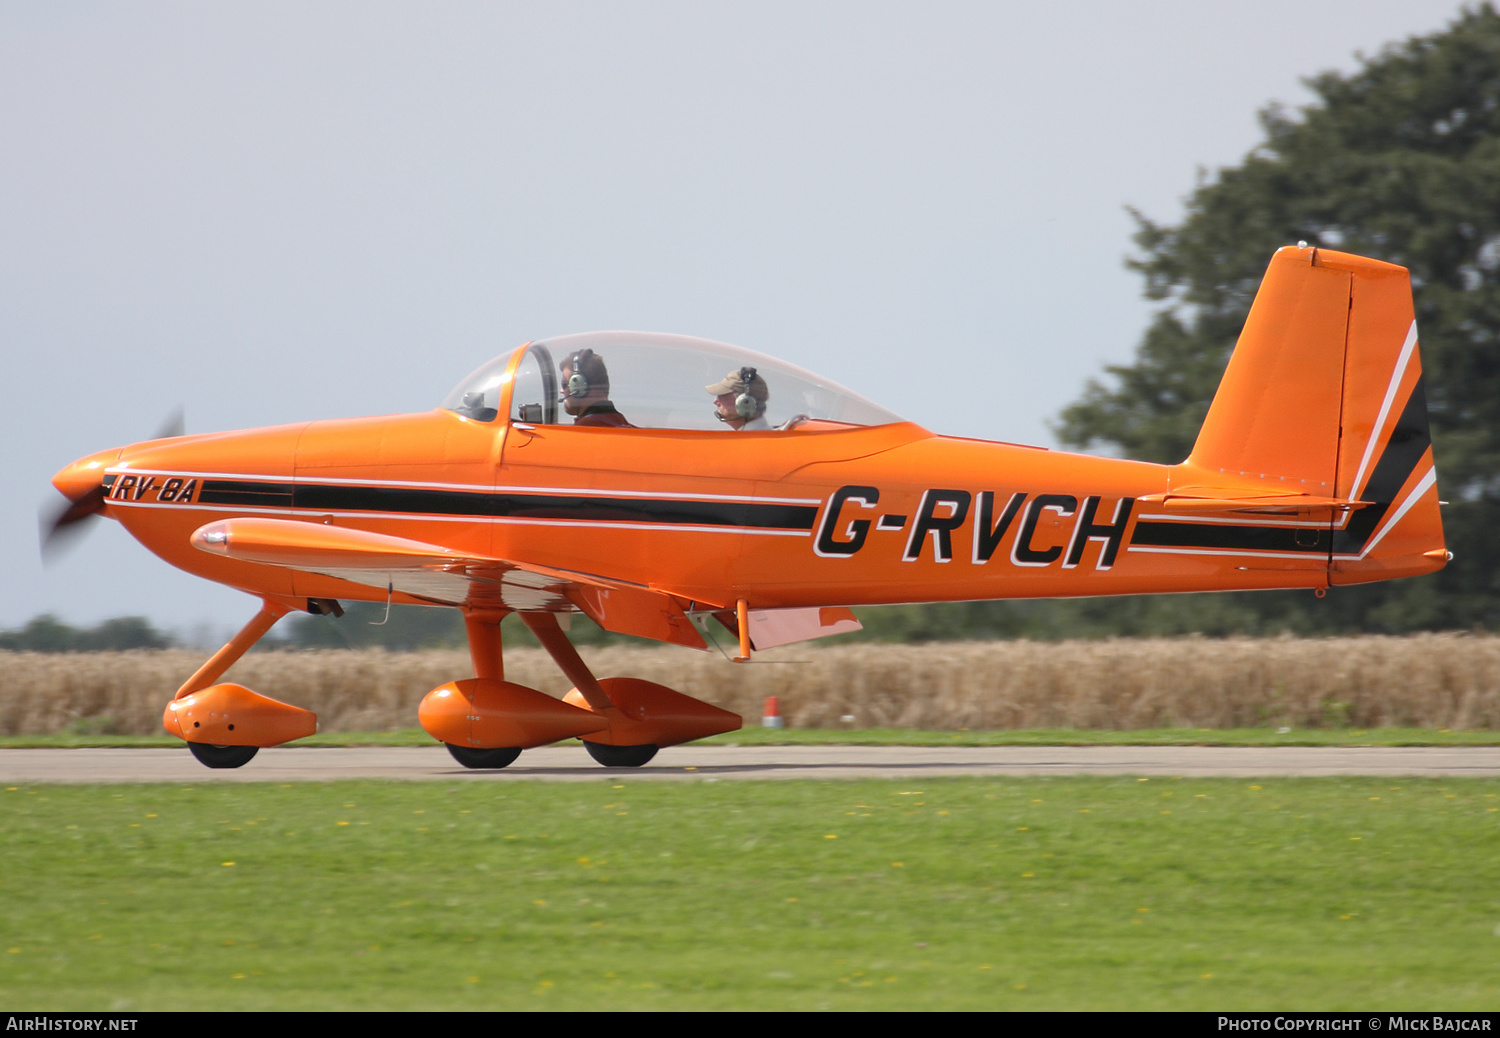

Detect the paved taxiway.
[{"left": 2, "top": 745, "right": 1498, "bottom": 782}]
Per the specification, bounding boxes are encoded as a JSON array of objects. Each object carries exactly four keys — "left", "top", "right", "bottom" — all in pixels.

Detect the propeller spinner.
[{"left": 40, "top": 411, "right": 183, "bottom": 563}]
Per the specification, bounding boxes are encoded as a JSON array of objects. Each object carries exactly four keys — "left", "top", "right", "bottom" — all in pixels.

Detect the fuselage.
[
  {"left": 56, "top": 277, "right": 1451, "bottom": 627},
  {"left": 61, "top": 406, "right": 1357, "bottom": 617}
]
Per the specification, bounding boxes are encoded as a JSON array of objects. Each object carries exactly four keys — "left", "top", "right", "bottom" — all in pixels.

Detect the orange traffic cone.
[{"left": 762, "top": 696, "right": 784, "bottom": 729}]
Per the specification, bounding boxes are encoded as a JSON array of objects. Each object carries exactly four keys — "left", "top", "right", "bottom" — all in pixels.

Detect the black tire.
[
  {"left": 187, "top": 743, "right": 259, "bottom": 769},
  {"left": 584, "top": 742, "right": 658, "bottom": 768},
  {"left": 445, "top": 744, "right": 522, "bottom": 769}
]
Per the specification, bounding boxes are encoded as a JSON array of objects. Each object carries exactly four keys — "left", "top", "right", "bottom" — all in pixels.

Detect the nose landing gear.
[
  {"left": 165, "top": 598, "right": 318, "bottom": 770},
  {"left": 187, "top": 743, "right": 260, "bottom": 769}
]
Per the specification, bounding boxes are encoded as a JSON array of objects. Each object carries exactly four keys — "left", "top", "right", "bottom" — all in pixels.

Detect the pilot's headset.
[
  {"left": 563, "top": 349, "right": 596, "bottom": 399},
  {"left": 734, "top": 366, "right": 761, "bottom": 418}
]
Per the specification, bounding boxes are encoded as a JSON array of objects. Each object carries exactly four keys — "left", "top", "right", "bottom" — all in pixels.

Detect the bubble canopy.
[{"left": 442, "top": 331, "right": 904, "bottom": 431}]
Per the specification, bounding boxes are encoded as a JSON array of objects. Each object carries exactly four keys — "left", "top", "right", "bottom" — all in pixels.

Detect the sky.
[{"left": 0, "top": 1, "right": 1473, "bottom": 638}]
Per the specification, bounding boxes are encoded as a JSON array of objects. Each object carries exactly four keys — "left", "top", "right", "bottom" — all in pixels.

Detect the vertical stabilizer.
[
  {"left": 1183, "top": 245, "right": 1445, "bottom": 583},
  {"left": 1187, "top": 245, "right": 1350, "bottom": 490}
]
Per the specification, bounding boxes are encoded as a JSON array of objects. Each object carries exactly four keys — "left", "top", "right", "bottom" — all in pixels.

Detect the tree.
[
  {"left": 1055, "top": 4, "right": 1500, "bottom": 632},
  {"left": 0, "top": 614, "right": 173, "bottom": 651}
]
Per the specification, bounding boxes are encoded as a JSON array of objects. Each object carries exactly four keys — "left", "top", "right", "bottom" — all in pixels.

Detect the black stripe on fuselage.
[
  {"left": 1131, "top": 522, "right": 1329, "bottom": 554},
  {"left": 195, "top": 479, "right": 817, "bottom": 530},
  {"left": 197, "top": 480, "right": 295, "bottom": 507}
]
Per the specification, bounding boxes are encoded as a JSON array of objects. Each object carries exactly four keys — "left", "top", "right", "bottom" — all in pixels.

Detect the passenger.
[
  {"left": 560, "top": 349, "right": 634, "bottom": 428},
  {"left": 706, "top": 366, "right": 770, "bottom": 430}
]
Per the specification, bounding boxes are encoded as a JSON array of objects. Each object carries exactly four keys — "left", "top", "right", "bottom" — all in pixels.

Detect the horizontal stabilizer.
[{"left": 1139, "top": 490, "right": 1372, "bottom": 517}]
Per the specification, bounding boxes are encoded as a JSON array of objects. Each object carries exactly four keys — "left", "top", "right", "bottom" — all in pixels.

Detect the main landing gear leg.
[
  {"left": 419, "top": 610, "right": 608, "bottom": 768},
  {"left": 423, "top": 612, "right": 738, "bottom": 770},
  {"left": 464, "top": 611, "right": 504, "bottom": 681},
  {"left": 520, "top": 613, "right": 660, "bottom": 768},
  {"left": 518, "top": 612, "right": 610, "bottom": 710},
  {"left": 439, "top": 611, "right": 524, "bottom": 770}
]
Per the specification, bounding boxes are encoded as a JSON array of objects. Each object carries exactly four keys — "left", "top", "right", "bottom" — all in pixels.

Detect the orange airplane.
[{"left": 47, "top": 245, "right": 1447, "bottom": 769}]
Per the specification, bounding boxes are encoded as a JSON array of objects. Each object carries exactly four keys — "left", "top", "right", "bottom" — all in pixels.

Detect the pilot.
[
  {"left": 560, "top": 349, "right": 635, "bottom": 428},
  {"left": 706, "top": 366, "right": 770, "bottom": 430}
]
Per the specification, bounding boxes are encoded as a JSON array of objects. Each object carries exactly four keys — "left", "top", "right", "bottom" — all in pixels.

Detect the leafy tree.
[
  {"left": 0, "top": 613, "right": 173, "bottom": 651},
  {"left": 1054, "top": 4, "right": 1500, "bottom": 633},
  {"left": 84, "top": 616, "right": 174, "bottom": 651}
]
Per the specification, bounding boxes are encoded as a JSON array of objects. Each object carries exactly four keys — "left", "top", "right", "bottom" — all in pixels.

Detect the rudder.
[{"left": 1324, "top": 251, "right": 1445, "bottom": 583}]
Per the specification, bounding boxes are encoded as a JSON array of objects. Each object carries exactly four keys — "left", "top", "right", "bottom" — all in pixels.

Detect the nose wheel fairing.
[{"left": 164, "top": 682, "right": 318, "bottom": 747}]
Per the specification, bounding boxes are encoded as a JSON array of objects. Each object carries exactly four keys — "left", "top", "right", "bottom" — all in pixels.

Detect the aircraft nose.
[{"left": 52, "top": 447, "right": 123, "bottom": 502}]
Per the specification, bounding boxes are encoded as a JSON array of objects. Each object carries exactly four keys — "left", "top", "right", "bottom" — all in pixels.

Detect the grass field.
[
  {"left": 8, "top": 636, "right": 1497, "bottom": 1009},
  {"left": 4, "top": 776, "right": 1498, "bottom": 1010}
]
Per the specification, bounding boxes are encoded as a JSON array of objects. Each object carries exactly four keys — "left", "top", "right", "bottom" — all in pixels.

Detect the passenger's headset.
[
  {"left": 734, "top": 366, "right": 760, "bottom": 418},
  {"left": 563, "top": 349, "right": 595, "bottom": 399}
]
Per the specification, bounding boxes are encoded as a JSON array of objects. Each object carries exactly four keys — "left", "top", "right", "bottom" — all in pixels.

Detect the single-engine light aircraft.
[{"left": 47, "top": 246, "right": 1447, "bottom": 769}]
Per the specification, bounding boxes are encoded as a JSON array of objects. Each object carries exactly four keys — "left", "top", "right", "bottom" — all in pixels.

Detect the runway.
[{"left": 3, "top": 744, "right": 1499, "bottom": 782}]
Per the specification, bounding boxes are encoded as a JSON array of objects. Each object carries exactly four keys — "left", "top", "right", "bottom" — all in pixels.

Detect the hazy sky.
[{"left": 1, "top": 1, "right": 1471, "bottom": 636}]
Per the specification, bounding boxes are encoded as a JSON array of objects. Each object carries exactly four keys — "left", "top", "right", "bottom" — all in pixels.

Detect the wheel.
[
  {"left": 187, "top": 743, "right": 259, "bottom": 769},
  {"left": 584, "top": 742, "right": 658, "bottom": 768},
  {"left": 445, "top": 743, "right": 522, "bottom": 769}
]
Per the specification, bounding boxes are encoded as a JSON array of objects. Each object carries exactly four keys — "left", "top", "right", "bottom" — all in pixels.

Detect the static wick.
[{"left": 371, "top": 582, "right": 394, "bottom": 625}]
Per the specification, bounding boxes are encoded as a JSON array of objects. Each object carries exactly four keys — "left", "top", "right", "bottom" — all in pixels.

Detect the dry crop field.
[{"left": 3, "top": 634, "right": 1500, "bottom": 735}]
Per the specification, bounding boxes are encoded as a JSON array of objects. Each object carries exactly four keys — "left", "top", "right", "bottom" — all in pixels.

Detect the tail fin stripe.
[
  {"left": 1339, "top": 465, "right": 1438, "bottom": 562},
  {"left": 1346, "top": 320, "right": 1419, "bottom": 502},
  {"left": 1331, "top": 377, "right": 1432, "bottom": 554}
]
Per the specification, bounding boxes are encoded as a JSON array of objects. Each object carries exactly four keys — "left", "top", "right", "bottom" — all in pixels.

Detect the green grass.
[
  {"left": 3, "top": 777, "right": 1498, "bottom": 1009},
  {"left": 6, "top": 726, "right": 1500, "bottom": 748}
]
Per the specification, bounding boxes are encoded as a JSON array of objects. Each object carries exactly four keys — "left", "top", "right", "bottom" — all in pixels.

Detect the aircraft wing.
[{"left": 189, "top": 517, "right": 708, "bottom": 649}]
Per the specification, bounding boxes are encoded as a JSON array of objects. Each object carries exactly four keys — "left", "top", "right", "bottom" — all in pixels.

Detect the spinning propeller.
[{"left": 39, "top": 409, "right": 184, "bottom": 563}]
